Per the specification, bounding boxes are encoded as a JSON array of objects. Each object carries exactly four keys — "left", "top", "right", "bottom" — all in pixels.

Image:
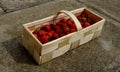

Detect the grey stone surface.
[
  {"left": 0, "top": 7, "right": 3, "bottom": 11},
  {"left": 0, "top": 7, "right": 3, "bottom": 14},
  {"left": 0, "top": 0, "right": 54, "bottom": 12},
  {"left": 0, "top": 0, "right": 120, "bottom": 72}
]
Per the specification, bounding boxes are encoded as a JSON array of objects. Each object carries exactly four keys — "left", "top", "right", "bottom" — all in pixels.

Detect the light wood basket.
[{"left": 22, "top": 7, "right": 105, "bottom": 64}]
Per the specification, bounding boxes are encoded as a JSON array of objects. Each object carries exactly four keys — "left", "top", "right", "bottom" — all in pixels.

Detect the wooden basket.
[{"left": 22, "top": 7, "right": 105, "bottom": 64}]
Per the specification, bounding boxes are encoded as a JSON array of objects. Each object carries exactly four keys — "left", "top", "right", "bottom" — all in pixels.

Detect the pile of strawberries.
[
  {"left": 33, "top": 18, "right": 77, "bottom": 44},
  {"left": 77, "top": 10, "right": 94, "bottom": 28},
  {"left": 33, "top": 10, "right": 94, "bottom": 44}
]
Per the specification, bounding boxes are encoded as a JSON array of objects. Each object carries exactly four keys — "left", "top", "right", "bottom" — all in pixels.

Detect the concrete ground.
[{"left": 0, "top": 0, "right": 120, "bottom": 72}]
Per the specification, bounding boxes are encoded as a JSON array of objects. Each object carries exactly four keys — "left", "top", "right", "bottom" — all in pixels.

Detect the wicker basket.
[{"left": 22, "top": 7, "right": 105, "bottom": 64}]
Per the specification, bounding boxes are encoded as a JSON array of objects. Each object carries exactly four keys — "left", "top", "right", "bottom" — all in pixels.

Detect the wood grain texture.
[
  {"left": 41, "top": 52, "right": 52, "bottom": 63},
  {"left": 70, "top": 40, "right": 80, "bottom": 49}
]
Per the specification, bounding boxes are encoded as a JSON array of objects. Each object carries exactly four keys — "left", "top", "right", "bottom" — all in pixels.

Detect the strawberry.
[
  {"left": 70, "top": 28, "right": 76, "bottom": 33},
  {"left": 39, "top": 35, "right": 49, "bottom": 44},
  {"left": 54, "top": 25, "right": 62, "bottom": 34},
  {"left": 70, "top": 24, "right": 77, "bottom": 31},
  {"left": 50, "top": 24, "right": 55, "bottom": 29},
  {"left": 33, "top": 33, "right": 38, "bottom": 38},
  {"left": 50, "top": 30, "right": 55, "bottom": 34},
  {"left": 55, "top": 29, "right": 60, "bottom": 34},
  {"left": 57, "top": 19, "right": 67, "bottom": 27},
  {"left": 59, "top": 33, "right": 65, "bottom": 37},
  {"left": 67, "top": 19, "right": 74, "bottom": 27},
  {"left": 59, "top": 22, "right": 67, "bottom": 27},
  {"left": 54, "top": 25, "right": 61, "bottom": 30},
  {"left": 66, "top": 32, "right": 71, "bottom": 34},
  {"left": 38, "top": 37, "right": 41, "bottom": 41},
  {"left": 84, "top": 22, "right": 90, "bottom": 27},
  {"left": 80, "top": 21, "right": 84, "bottom": 26},
  {"left": 53, "top": 33, "right": 59, "bottom": 39},
  {"left": 38, "top": 30, "right": 47, "bottom": 36},
  {"left": 44, "top": 24, "right": 51, "bottom": 31},
  {"left": 57, "top": 21, "right": 66, "bottom": 27},
  {"left": 71, "top": 24, "right": 76, "bottom": 28},
  {"left": 60, "top": 18, "right": 66, "bottom": 23},
  {"left": 77, "top": 15, "right": 82, "bottom": 21},
  {"left": 47, "top": 32, "right": 53, "bottom": 38},
  {"left": 62, "top": 26, "right": 70, "bottom": 33}
]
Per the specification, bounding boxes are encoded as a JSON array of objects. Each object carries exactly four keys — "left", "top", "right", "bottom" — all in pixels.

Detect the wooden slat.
[
  {"left": 84, "top": 29, "right": 93, "bottom": 37},
  {"left": 41, "top": 52, "right": 52, "bottom": 63},
  {"left": 70, "top": 40, "right": 80, "bottom": 49},
  {"left": 52, "top": 44, "right": 70, "bottom": 59},
  {"left": 58, "top": 37, "right": 70, "bottom": 48},
  {"left": 92, "top": 29, "right": 102, "bottom": 39},
  {"left": 80, "top": 33, "right": 94, "bottom": 45},
  {"left": 34, "top": 49, "right": 41, "bottom": 64},
  {"left": 22, "top": 25, "right": 42, "bottom": 56}
]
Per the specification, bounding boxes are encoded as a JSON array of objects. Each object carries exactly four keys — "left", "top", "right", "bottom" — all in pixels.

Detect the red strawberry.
[
  {"left": 57, "top": 22, "right": 64, "bottom": 27},
  {"left": 66, "top": 32, "right": 71, "bottom": 34},
  {"left": 47, "top": 32, "right": 53, "bottom": 38},
  {"left": 54, "top": 25, "right": 60, "bottom": 30},
  {"left": 71, "top": 24, "right": 76, "bottom": 28},
  {"left": 62, "top": 26, "right": 70, "bottom": 33},
  {"left": 38, "top": 30, "right": 47, "bottom": 36},
  {"left": 38, "top": 37, "right": 41, "bottom": 41},
  {"left": 33, "top": 33, "right": 38, "bottom": 38},
  {"left": 57, "top": 19, "right": 67, "bottom": 27},
  {"left": 84, "top": 22, "right": 90, "bottom": 27},
  {"left": 55, "top": 29, "right": 59, "bottom": 34},
  {"left": 80, "top": 21, "right": 84, "bottom": 26},
  {"left": 50, "top": 24, "right": 55, "bottom": 29},
  {"left": 44, "top": 24, "right": 51, "bottom": 31},
  {"left": 67, "top": 19, "right": 74, "bottom": 27},
  {"left": 53, "top": 33, "right": 59, "bottom": 39},
  {"left": 54, "top": 25, "right": 62, "bottom": 34},
  {"left": 39, "top": 35, "right": 49, "bottom": 44},
  {"left": 70, "top": 28, "right": 76, "bottom": 33},
  {"left": 77, "top": 15, "right": 82, "bottom": 21},
  {"left": 59, "top": 33, "right": 65, "bottom": 37},
  {"left": 57, "top": 21, "right": 66, "bottom": 27},
  {"left": 50, "top": 30, "right": 55, "bottom": 34},
  {"left": 60, "top": 18, "right": 66, "bottom": 23},
  {"left": 70, "top": 24, "right": 77, "bottom": 31}
]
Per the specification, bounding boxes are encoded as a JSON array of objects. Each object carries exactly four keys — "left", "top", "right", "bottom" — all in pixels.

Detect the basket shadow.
[{"left": 2, "top": 36, "right": 37, "bottom": 65}]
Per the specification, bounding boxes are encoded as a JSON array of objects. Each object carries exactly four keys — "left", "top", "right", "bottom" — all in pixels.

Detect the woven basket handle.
[{"left": 53, "top": 10, "right": 82, "bottom": 31}]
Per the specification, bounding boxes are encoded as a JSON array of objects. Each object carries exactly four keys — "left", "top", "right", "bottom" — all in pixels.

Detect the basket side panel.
[
  {"left": 41, "top": 43, "right": 58, "bottom": 55},
  {"left": 70, "top": 40, "right": 80, "bottom": 49},
  {"left": 92, "top": 19, "right": 105, "bottom": 39},
  {"left": 41, "top": 52, "right": 52, "bottom": 63},
  {"left": 22, "top": 26, "right": 42, "bottom": 64},
  {"left": 52, "top": 44, "right": 70, "bottom": 59}
]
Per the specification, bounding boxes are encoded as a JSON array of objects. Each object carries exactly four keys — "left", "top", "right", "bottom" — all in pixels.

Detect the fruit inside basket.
[{"left": 32, "top": 9, "right": 97, "bottom": 44}]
